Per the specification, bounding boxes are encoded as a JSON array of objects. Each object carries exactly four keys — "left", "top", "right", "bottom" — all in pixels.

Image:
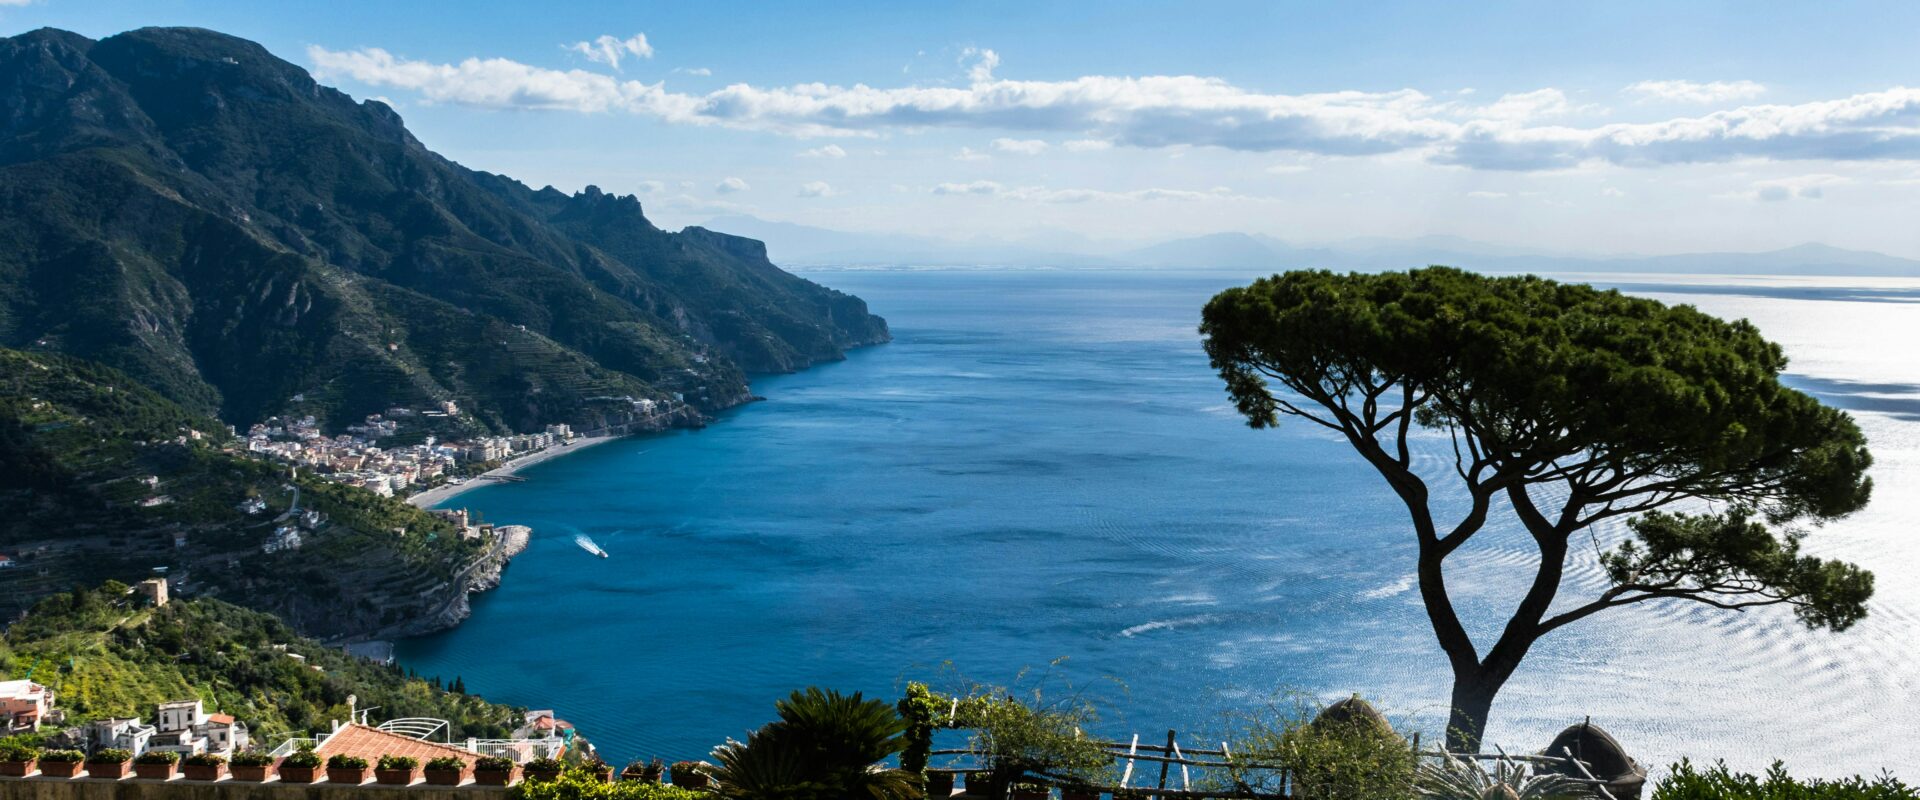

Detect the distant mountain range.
[
  {"left": 0, "top": 27, "right": 888, "bottom": 435},
  {"left": 706, "top": 215, "right": 1920, "bottom": 277}
]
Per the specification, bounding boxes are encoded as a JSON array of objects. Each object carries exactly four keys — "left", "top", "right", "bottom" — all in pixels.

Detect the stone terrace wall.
[{"left": 0, "top": 778, "right": 506, "bottom": 800}]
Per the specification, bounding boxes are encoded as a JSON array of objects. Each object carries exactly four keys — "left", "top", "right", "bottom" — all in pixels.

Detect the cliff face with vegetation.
[
  {"left": 0, "top": 26, "right": 888, "bottom": 435},
  {"left": 0, "top": 584, "right": 524, "bottom": 742},
  {"left": 0, "top": 347, "right": 499, "bottom": 640}
]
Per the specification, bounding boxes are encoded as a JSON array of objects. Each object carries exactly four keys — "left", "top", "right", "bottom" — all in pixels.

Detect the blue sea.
[{"left": 397, "top": 270, "right": 1920, "bottom": 777}]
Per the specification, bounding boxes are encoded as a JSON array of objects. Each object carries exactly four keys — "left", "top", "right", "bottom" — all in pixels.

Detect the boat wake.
[{"left": 575, "top": 533, "right": 609, "bottom": 558}]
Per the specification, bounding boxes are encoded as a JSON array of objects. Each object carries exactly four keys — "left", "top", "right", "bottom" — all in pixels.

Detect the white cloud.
[
  {"left": 797, "top": 181, "right": 836, "bottom": 198},
  {"left": 992, "top": 137, "right": 1049, "bottom": 155},
  {"left": 564, "top": 34, "right": 653, "bottom": 71},
  {"left": 1745, "top": 174, "right": 1849, "bottom": 202},
  {"left": 931, "top": 182, "right": 1242, "bottom": 203},
  {"left": 307, "top": 44, "right": 1920, "bottom": 171},
  {"left": 1265, "top": 163, "right": 1311, "bottom": 174},
  {"left": 1464, "top": 190, "right": 1509, "bottom": 199},
  {"left": 637, "top": 180, "right": 667, "bottom": 194},
  {"left": 953, "top": 146, "right": 990, "bottom": 161},
  {"left": 673, "top": 67, "right": 713, "bottom": 77},
  {"left": 714, "top": 177, "right": 750, "bottom": 194},
  {"left": 961, "top": 47, "right": 1000, "bottom": 83},
  {"left": 799, "top": 144, "right": 847, "bottom": 159},
  {"left": 1063, "top": 139, "right": 1113, "bottom": 152},
  {"left": 1624, "top": 79, "right": 1767, "bottom": 104},
  {"left": 1600, "top": 186, "right": 1627, "bottom": 197}
]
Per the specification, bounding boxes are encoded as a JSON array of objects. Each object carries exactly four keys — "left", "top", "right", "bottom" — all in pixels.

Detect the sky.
[{"left": 8, "top": 0, "right": 1920, "bottom": 257}]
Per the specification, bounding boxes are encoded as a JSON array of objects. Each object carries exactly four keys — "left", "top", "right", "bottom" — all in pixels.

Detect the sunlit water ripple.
[{"left": 397, "top": 270, "right": 1920, "bottom": 777}]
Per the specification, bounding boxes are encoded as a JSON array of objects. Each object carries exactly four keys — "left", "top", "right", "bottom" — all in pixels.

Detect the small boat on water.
[{"left": 574, "top": 533, "right": 609, "bottom": 558}]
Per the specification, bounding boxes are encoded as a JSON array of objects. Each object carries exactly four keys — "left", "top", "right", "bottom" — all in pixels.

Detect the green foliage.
[
  {"left": 476, "top": 756, "right": 516, "bottom": 772},
  {"left": 1416, "top": 752, "right": 1591, "bottom": 800},
  {"left": 1654, "top": 760, "right": 1917, "bottom": 800},
  {"left": 1606, "top": 510, "right": 1874, "bottom": 631},
  {"left": 184, "top": 753, "right": 226, "bottom": 767},
  {"left": 897, "top": 682, "right": 943, "bottom": 777},
  {"left": 529, "top": 757, "right": 568, "bottom": 772},
  {"left": 283, "top": 750, "right": 322, "bottom": 768},
  {"left": 1, "top": 583, "right": 525, "bottom": 742},
  {"left": 708, "top": 687, "right": 920, "bottom": 800},
  {"left": 134, "top": 750, "right": 181, "bottom": 764},
  {"left": 378, "top": 755, "right": 420, "bottom": 770},
  {"left": 509, "top": 767, "right": 708, "bottom": 800},
  {"left": 327, "top": 754, "right": 369, "bottom": 769},
  {"left": 1211, "top": 698, "right": 1416, "bottom": 800},
  {"left": 89, "top": 748, "right": 133, "bottom": 764},
  {"left": 0, "top": 741, "right": 36, "bottom": 761},
  {"left": 948, "top": 680, "right": 1111, "bottom": 789},
  {"left": 37, "top": 749, "right": 84, "bottom": 763},
  {"left": 230, "top": 752, "right": 274, "bottom": 767},
  {"left": 427, "top": 756, "right": 467, "bottom": 771}
]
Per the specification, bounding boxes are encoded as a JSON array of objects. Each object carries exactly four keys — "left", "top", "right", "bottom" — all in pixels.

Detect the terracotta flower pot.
[
  {"left": 925, "top": 772, "right": 955, "bottom": 797},
  {"left": 525, "top": 766, "right": 562, "bottom": 783},
  {"left": 424, "top": 767, "right": 466, "bottom": 786},
  {"left": 277, "top": 765, "right": 320, "bottom": 784},
  {"left": 39, "top": 761, "right": 83, "bottom": 778},
  {"left": 230, "top": 764, "right": 271, "bottom": 782},
  {"left": 474, "top": 767, "right": 517, "bottom": 786},
  {"left": 133, "top": 762, "right": 177, "bottom": 780},
  {"left": 86, "top": 761, "right": 130, "bottom": 779},
  {"left": 670, "top": 769, "right": 709, "bottom": 789},
  {"left": 183, "top": 763, "right": 224, "bottom": 781},
  {"left": 376, "top": 767, "right": 418, "bottom": 785},
  {"left": 0, "top": 760, "right": 33, "bottom": 778},
  {"left": 327, "top": 765, "right": 369, "bottom": 784},
  {"left": 1062, "top": 789, "right": 1100, "bottom": 800}
]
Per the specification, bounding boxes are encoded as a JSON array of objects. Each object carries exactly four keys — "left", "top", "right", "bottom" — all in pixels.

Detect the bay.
[{"left": 396, "top": 269, "right": 1920, "bottom": 777}]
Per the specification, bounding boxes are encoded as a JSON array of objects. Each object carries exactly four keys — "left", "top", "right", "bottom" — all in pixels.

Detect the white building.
[
  {"left": 148, "top": 699, "right": 249, "bottom": 757},
  {"left": 89, "top": 718, "right": 156, "bottom": 755}
]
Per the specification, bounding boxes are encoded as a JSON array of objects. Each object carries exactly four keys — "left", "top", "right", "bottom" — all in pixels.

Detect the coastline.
[{"left": 406, "top": 433, "right": 624, "bottom": 509}]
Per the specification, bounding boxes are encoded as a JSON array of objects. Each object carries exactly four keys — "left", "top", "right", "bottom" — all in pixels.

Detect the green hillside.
[
  {"left": 0, "top": 347, "right": 493, "bottom": 638},
  {"left": 0, "top": 26, "right": 887, "bottom": 434},
  {"left": 0, "top": 583, "right": 523, "bottom": 742}
]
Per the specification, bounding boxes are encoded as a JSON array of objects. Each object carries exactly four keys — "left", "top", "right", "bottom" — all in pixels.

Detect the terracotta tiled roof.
[
  {"left": 207, "top": 714, "right": 235, "bottom": 724},
  {"left": 314, "top": 724, "right": 477, "bottom": 767}
]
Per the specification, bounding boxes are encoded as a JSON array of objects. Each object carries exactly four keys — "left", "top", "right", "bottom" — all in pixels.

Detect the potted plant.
[
  {"left": 473, "top": 755, "right": 517, "bottom": 786},
  {"left": 1008, "top": 781, "right": 1049, "bottom": 800},
  {"left": 524, "top": 757, "right": 565, "bottom": 782},
  {"left": 230, "top": 751, "right": 275, "bottom": 782},
  {"left": 924, "top": 770, "right": 955, "bottom": 797},
  {"left": 424, "top": 756, "right": 467, "bottom": 786},
  {"left": 183, "top": 753, "right": 226, "bottom": 781},
  {"left": 278, "top": 749, "right": 323, "bottom": 784},
  {"left": 86, "top": 748, "right": 134, "bottom": 779},
  {"left": 669, "top": 760, "right": 709, "bottom": 789},
  {"left": 376, "top": 754, "right": 419, "bottom": 785},
  {"left": 326, "top": 753, "right": 370, "bottom": 785},
  {"left": 35, "top": 749, "right": 83, "bottom": 778},
  {"left": 964, "top": 771, "right": 994, "bottom": 797},
  {"left": 583, "top": 759, "right": 614, "bottom": 783},
  {"left": 133, "top": 750, "right": 180, "bottom": 780},
  {"left": 1059, "top": 784, "right": 1101, "bottom": 800},
  {"left": 0, "top": 741, "right": 35, "bottom": 777}
]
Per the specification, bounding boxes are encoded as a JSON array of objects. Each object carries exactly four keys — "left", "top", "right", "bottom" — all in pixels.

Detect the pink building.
[{"left": 0, "top": 680, "right": 52, "bottom": 731}]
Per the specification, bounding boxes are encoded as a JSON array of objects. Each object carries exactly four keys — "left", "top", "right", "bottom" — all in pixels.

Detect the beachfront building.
[{"left": 0, "top": 680, "right": 52, "bottom": 731}]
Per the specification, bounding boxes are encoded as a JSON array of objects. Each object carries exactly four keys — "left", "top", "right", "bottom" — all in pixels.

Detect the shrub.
[
  {"left": 476, "top": 755, "right": 516, "bottom": 771},
  {"left": 230, "top": 752, "right": 275, "bottom": 767},
  {"left": 379, "top": 755, "right": 420, "bottom": 770},
  {"left": 327, "top": 754, "right": 370, "bottom": 769},
  {"left": 427, "top": 756, "right": 467, "bottom": 771},
  {"left": 1211, "top": 696, "right": 1417, "bottom": 800},
  {"left": 508, "top": 768, "right": 708, "bottom": 800},
  {"left": 708, "top": 687, "right": 919, "bottom": 800},
  {"left": 0, "top": 741, "right": 35, "bottom": 761},
  {"left": 184, "top": 753, "right": 227, "bottom": 767},
  {"left": 282, "top": 750, "right": 322, "bottom": 768},
  {"left": 527, "top": 757, "right": 567, "bottom": 772},
  {"left": 37, "top": 749, "right": 85, "bottom": 763},
  {"left": 134, "top": 750, "right": 181, "bottom": 764},
  {"left": 1654, "top": 760, "right": 1918, "bottom": 800},
  {"left": 89, "top": 748, "right": 134, "bottom": 764}
]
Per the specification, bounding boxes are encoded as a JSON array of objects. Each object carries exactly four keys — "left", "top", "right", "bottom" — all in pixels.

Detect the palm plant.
[
  {"left": 709, "top": 687, "right": 921, "bottom": 800},
  {"left": 1417, "top": 752, "right": 1593, "bottom": 800}
]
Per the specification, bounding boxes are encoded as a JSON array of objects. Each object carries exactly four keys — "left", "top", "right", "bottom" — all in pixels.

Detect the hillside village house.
[
  {"left": 0, "top": 680, "right": 52, "bottom": 731},
  {"left": 149, "top": 699, "right": 249, "bottom": 756},
  {"left": 88, "top": 717, "right": 156, "bottom": 754}
]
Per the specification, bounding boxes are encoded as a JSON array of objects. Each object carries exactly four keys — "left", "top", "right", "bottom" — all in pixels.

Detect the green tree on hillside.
[{"left": 1199, "top": 267, "right": 1875, "bottom": 751}]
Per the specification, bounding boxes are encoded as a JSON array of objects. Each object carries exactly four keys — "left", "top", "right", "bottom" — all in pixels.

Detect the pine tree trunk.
[{"left": 1445, "top": 671, "right": 1501, "bottom": 753}]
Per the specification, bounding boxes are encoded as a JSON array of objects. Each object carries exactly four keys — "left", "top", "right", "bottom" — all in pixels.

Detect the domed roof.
[{"left": 1543, "top": 720, "right": 1641, "bottom": 780}]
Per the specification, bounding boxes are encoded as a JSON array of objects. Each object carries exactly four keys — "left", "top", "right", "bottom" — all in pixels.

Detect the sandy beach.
[{"left": 406, "top": 434, "right": 623, "bottom": 508}]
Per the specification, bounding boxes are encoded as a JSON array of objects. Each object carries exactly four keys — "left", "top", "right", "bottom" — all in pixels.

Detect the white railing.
[
  {"left": 465, "top": 736, "right": 568, "bottom": 763},
  {"left": 378, "top": 718, "right": 450, "bottom": 742}
]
